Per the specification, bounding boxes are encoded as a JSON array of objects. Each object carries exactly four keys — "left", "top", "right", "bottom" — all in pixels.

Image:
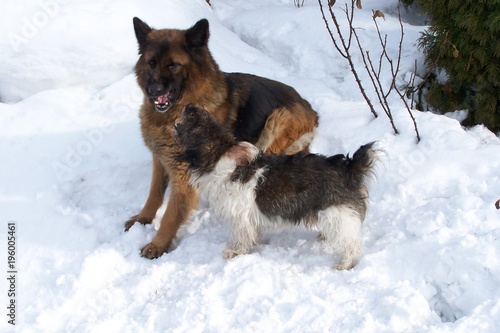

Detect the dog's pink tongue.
[{"left": 157, "top": 94, "right": 169, "bottom": 104}]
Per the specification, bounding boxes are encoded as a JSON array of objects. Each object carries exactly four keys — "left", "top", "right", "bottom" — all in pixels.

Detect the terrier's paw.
[
  {"left": 223, "top": 249, "right": 243, "bottom": 260},
  {"left": 334, "top": 259, "right": 358, "bottom": 271}
]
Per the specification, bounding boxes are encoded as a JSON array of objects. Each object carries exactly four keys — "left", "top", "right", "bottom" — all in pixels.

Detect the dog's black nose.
[{"left": 147, "top": 83, "right": 164, "bottom": 95}]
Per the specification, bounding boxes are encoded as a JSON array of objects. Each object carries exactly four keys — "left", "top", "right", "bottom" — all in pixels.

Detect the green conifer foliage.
[
  {"left": 417, "top": 0, "right": 500, "bottom": 132},
  {"left": 399, "top": 0, "right": 415, "bottom": 9}
]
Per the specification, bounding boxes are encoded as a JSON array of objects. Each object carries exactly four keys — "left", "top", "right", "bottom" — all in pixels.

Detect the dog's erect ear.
[
  {"left": 185, "top": 19, "right": 209, "bottom": 48},
  {"left": 133, "top": 17, "right": 152, "bottom": 54}
]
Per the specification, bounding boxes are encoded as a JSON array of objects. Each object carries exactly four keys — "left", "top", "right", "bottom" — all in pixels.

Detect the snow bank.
[{"left": 1, "top": 0, "right": 499, "bottom": 332}]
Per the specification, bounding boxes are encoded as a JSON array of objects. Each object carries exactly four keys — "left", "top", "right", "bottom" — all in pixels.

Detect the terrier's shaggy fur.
[{"left": 175, "top": 104, "right": 377, "bottom": 270}]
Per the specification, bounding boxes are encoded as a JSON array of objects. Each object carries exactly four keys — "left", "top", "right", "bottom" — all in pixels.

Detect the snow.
[{"left": 1, "top": 0, "right": 499, "bottom": 332}]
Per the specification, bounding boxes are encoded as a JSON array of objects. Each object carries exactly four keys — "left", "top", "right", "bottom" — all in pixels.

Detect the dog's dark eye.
[
  {"left": 148, "top": 59, "right": 157, "bottom": 68},
  {"left": 168, "top": 62, "right": 180, "bottom": 70}
]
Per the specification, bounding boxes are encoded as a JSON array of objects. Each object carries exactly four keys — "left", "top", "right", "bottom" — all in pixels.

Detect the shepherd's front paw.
[
  {"left": 124, "top": 215, "right": 153, "bottom": 232},
  {"left": 141, "top": 242, "right": 167, "bottom": 259}
]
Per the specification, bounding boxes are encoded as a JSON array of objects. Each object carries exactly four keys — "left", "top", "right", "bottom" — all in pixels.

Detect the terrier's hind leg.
[
  {"left": 317, "top": 206, "right": 363, "bottom": 270},
  {"left": 223, "top": 219, "right": 261, "bottom": 259}
]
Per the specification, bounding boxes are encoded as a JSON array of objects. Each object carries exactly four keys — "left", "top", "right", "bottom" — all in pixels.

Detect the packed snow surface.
[{"left": 1, "top": 0, "right": 499, "bottom": 332}]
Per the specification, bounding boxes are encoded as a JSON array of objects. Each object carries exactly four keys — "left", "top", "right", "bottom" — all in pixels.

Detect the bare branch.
[
  {"left": 317, "top": 1, "right": 420, "bottom": 141},
  {"left": 318, "top": 0, "right": 347, "bottom": 58},
  {"left": 318, "top": 0, "right": 378, "bottom": 118},
  {"left": 366, "top": 51, "right": 399, "bottom": 134}
]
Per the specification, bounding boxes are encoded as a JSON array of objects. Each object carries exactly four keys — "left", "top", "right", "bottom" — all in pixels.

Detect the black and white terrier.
[{"left": 175, "top": 104, "right": 377, "bottom": 270}]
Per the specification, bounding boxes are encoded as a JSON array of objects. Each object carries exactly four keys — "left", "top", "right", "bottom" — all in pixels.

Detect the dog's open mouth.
[{"left": 152, "top": 94, "right": 173, "bottom": 113}]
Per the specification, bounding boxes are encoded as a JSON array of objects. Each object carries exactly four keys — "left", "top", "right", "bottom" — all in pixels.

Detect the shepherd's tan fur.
[{"left": 124, "top": 18, "right": 318, "bottom": 259}]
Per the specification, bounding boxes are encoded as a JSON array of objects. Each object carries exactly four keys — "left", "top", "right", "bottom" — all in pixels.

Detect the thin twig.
[
  {"left": 317, "top": 1, "right": 420, "bottom": 141},
  {"left": 318, "top": 0, "right": 378, "bottom": 118},
  {"left": 409, "top": 60, "right": 418, "bottom": 109},
  {"left": 350, "top": 6, "right": 398, "bottom": 134},
  {"left": 318, "top": 1, "right": 347, "bottom": 58},
  {"left": 366, "top": 51, "right": 399, "bottom": 134}
]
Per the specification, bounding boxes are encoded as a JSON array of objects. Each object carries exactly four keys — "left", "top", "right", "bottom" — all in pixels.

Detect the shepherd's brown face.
[{"left": 133, "top": 18, "right": 209, "bottom": 113}]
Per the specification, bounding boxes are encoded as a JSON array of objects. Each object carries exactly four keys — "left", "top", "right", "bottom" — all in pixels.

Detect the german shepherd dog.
[
  {"left": 175, "top": 105, "right": 376, "bottom": 270},
  {"left": 124, "top": 18, "right": 319, "bottom": 259}
]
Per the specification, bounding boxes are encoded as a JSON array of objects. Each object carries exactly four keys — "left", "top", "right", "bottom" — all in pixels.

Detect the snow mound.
[{"left": 1, "top": 0, "right": 499, "bottom": 332}]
